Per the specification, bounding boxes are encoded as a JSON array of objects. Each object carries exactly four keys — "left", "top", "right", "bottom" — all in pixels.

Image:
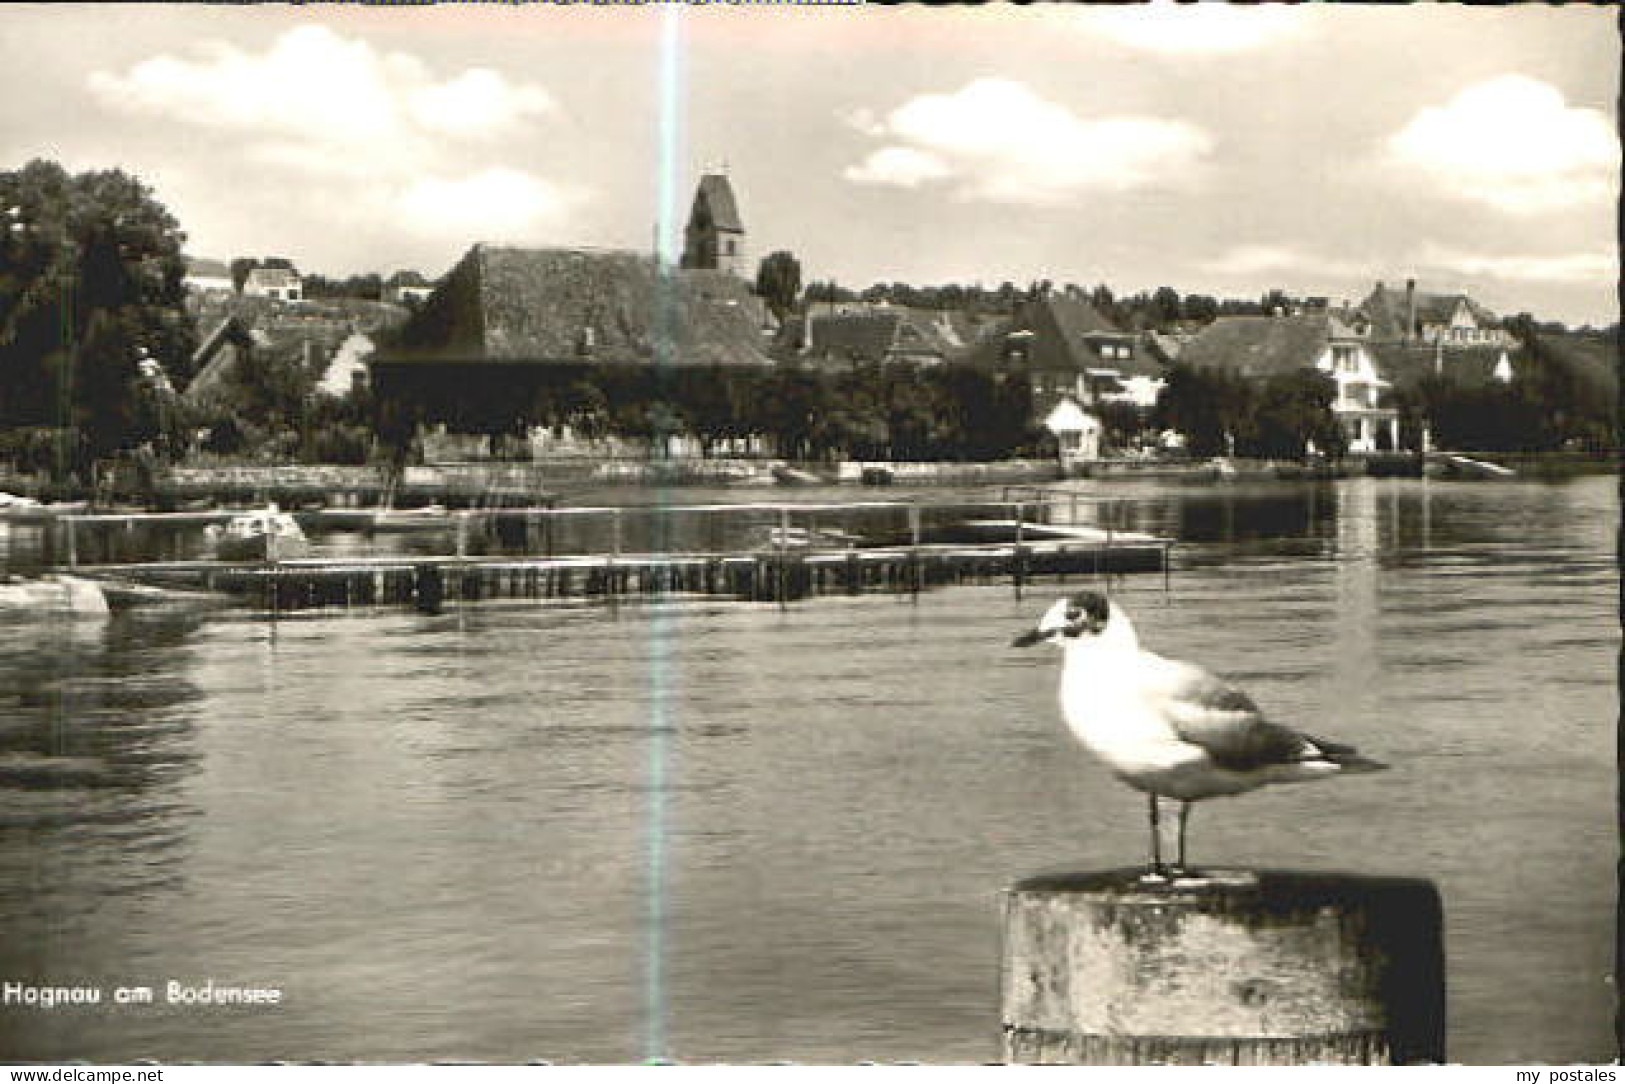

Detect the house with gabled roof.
[
  {"left": 370, "top": 244, "right": 774, "bottom": 437},
  {"left": 182, "top": 316, "right": 270, "bottom": 405},
  {"left": 384, "top": 270, "right": 435, "bottom": 306},
  {"left": 961, "top": 293, "right": 1168, "bottom": 412},
  {"left": 244, "top": 260, "right": 303, "bottom": 302},
  {"left": 1178, "top": 313, "right": 1399, "bottom": 452},
  {"left": 183, "top": 256, "right": 234, "bottom": 296},
  {"left": 792, "top": 306, "right": 963, "bottom": 369},
  {"left": 1356, "top": 279, "right": 1513, "bottom": 348}
]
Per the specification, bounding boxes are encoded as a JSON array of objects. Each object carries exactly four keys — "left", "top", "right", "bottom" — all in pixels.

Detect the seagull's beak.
[{"left": 1010, "top": 626, "right": 1046, "bottom": 648}]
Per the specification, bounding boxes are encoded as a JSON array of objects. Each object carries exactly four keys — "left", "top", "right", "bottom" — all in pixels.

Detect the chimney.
[{"left": 1405, "top": 278, "right": 1417, "bottom": 344}]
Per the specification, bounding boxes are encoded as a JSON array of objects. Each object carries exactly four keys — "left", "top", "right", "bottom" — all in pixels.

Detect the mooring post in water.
[
  {"left": 1012, "top": 501, "right": 1025, "bottom": 599},
  {"left": 907, "top": 502, "right": 922, "bottom": 599},
  {"left": 776, "top": 505, "right": 790, "bottom": 611},
  {"left": 1000, "top": 868, "right": 1445, "bottom": 1065},
  {"left": 413, "top": 562, "right": 444, "bottom": 614}
]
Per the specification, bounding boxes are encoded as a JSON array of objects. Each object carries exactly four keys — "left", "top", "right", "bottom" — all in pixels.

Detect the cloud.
[
  {"left": 1416, "top": 245, "right": 1617, "bottom": 286},
  {"left": 1198, "top": 244, "right": 1365, "bottom": 282},
  {"left": 1077, "top": 1, "right": 1307, "bottom": 54},
  {"left": 395, "top": 169, "right": 575, "bottom": 236},
  {"left": 844, "top": 78, "right": 1212, "bottom": 205},
  {"left": 88, "top": 25, "right": 554, "bottom": 167},
  {"left": 843, "top": 146, "right": 952, "bottom": 188},
  {"left": 86, "top": 25, "right": 571, "bottom": 250},
  {"left": 1387, "top": 75, "right": 1619, "bottom": 213}
]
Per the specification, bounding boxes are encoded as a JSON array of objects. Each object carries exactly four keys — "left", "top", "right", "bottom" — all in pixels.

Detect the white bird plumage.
[{"left": 1014, "top": 590, "right": 1386, "bottom": 878}]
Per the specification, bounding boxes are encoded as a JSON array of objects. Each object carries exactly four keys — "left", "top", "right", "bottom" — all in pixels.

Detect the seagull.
[{"left": 1013, "top": 590, "right": 1387, "bottom": 880}]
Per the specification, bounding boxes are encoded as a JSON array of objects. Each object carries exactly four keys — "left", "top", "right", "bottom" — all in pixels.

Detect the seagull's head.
[{"left": 1011, "top": 590, "right": 1123, "bottom": 649}]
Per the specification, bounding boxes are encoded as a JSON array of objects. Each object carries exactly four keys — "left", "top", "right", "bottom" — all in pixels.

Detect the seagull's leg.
[
  {"left": 1146, "top": 793, "right": 1164, "bottom": 877},
  {"left": 1175, "top": 801, "right": 1192, "bottom": 876}
]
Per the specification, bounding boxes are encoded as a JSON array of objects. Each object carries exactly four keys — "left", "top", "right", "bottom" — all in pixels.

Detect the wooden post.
[
  {"left": 65, "top": 516, "right": 78, "bottom": 569},
  {"left": 1012, "top": 501, "right": 1025, "bottom": 599},
  {"left": 1001, "top": 868, "right": 1445, "bottom": 1065},
  {"left": 414, "top": 563, "right": 444, "bottom": 615},
  {"left": 776, "top": 506, "right": 789, "bottom": 611},
  {"left": 907, "top": 503, "right": 922, "bottom": 600}
]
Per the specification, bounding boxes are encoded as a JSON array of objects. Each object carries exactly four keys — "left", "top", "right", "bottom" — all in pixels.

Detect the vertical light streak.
[{"left": 645, "top": 1, "right": 684, "bottom": 1064}]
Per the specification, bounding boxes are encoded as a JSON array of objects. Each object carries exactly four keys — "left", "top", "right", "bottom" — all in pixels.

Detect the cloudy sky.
[{"left": 3, "top": 3, "right": 1617, "bottom": 324}]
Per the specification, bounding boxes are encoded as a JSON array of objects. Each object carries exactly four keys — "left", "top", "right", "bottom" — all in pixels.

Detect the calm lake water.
[{"left": 0, "top": 474, "right": 1614, "bottom": 1063}]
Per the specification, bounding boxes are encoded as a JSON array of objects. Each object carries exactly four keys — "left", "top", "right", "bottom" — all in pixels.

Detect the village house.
[
  {"left": 1178, "top": 312, "right": 1400, "bottom": 453},
  {"left": 243, "top": 258, "right": 303, "bottom": 302},
  {"left": 962, "top": 293, "right": 1169, "bottom": 412},
  {"left": 183, "top": 256, "right": 234, "bottom": 297},
  {"left": 785, "top": 303, "right": 977, "bottom": 369},
  {"left": 1355, "top": 279, "right": 1514, "bottom": 348},
  {"left": 384, "top": 270, "right": 435, "bottom": 306},
  {"left": 370, "top": 242, "right": 773, "bottom": 450},
  {"left": 182, "top": 316, "right": 269, "bottom": 406},
  {"left": 680, "top": 172, "right": 748, "bottom": 279}
]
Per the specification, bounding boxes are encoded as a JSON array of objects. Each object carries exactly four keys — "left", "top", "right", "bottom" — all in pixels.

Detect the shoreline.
[{"left": 0, "top": 451, "right": 1613, "bottom": 507}]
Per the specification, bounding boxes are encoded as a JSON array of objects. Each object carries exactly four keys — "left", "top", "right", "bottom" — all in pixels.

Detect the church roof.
[{"left": 693, "top": 174, "right": 743, "bottom": 233}]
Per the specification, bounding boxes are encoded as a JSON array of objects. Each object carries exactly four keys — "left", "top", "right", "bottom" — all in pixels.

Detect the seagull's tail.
[
  {"left": 1327, "top": 752, "right": 1389, "bottom": 774},
  {"left": 1305, "top": 733, "right": 1389, "bottom": 773}
]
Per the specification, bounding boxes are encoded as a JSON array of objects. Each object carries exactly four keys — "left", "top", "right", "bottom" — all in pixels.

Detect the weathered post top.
[{"left": 1001, "top": 867, "right": 1445, "bottom": 1066}]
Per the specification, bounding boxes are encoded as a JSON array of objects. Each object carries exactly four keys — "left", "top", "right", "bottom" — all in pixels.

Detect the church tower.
[{"left": 680, "top": 173, "right": 747, "bottom": 277}]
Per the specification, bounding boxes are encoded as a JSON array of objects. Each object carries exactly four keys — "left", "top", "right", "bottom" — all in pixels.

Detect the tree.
[
  {"left": 1153, "top": 363, "right": 1254, "bottom": 457},
  {"left": 1149, "top": 286, "right": 1182, "bottom": 330},
  {"left": 1248, "top": 370, "right": 1343, "bottom": 458},
  {"left": 754, "top": 250, "right": 802, "bottom": 321},
  {"left": 0, "top": 159, "right": 197, "bottom": 473}
]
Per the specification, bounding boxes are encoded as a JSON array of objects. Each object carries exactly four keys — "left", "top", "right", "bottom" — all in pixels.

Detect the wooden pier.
[
  {"left": 53, "top": 495, "right": 1172, "bottom": 613},
  {"left": 82, "top": 535, "right": 1169, "bottom": 613}
]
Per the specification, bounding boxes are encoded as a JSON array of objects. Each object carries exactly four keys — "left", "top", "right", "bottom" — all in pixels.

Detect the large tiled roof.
[
  {"left": 804, "top": 309, "right": 959, "bottom": 363},
  {"left": 1177, "top": 315, "right": 1332, "bottom": 376},
  {"left": 385, "top": 245, "right": 773, "bottom": 368}
]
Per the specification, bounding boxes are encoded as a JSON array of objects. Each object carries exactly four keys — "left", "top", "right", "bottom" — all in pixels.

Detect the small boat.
[
  {"left": 1427, "top": 452, "right": 1516, "bottom": 480},
  {"left": 0, "top": 493, "right": 90, "bottom": 523},
  {"left": 753, "top": 525, "right": 866, "bottom": 550},
  {"left": 204, "top": 506, "right": 312, "bottom": 561},
  {"left": 369, "top": 505, "right": 452, "bottom": 533},
  {"left": 0, "top": 573, "right": 110, "bottom": 618},
  {"left": 771, "top": 465, "right": 825, "bottom": 487}
]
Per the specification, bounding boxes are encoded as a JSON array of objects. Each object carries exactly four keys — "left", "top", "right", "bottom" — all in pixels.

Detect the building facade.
[
  {"left": 1178, "top": 314, "right": 1400, "bottom": 453},
  {"left": 680, "top": 174, "right": 747, "bottom": 278},
  {"left": 1355, "top": 279, "right": 1513, "bottom": 348}
]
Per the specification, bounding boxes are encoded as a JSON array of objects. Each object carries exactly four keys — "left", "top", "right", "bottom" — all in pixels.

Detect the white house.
[
  {"left": 1044, "top": 395, "right": 1102, "bottom": 470},
  {"left": 1312, "top": 329, "right": 1399, "bottom": 453},
  {"left": 1178, "top": 314, "right": 1400, "bottom": 453},
  {"left": 244, "top": 262, "right": 302, "bottom": 302},
  {"left": 183, "top": 257, "right": 234, "bottom": 296}
]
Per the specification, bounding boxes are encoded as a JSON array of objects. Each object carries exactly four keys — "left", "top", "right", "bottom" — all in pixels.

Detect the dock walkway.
[
  {"left": 62, "top": 495, "right": 1173, "bottom": 612},
  {"left": 82, "top": 538, "right": 1168, "bottom": 612}
]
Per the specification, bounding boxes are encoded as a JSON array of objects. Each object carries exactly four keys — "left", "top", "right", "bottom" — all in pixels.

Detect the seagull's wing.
[{"left": 1139, "top": 652, "right": 1328, "bottom": 771}]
